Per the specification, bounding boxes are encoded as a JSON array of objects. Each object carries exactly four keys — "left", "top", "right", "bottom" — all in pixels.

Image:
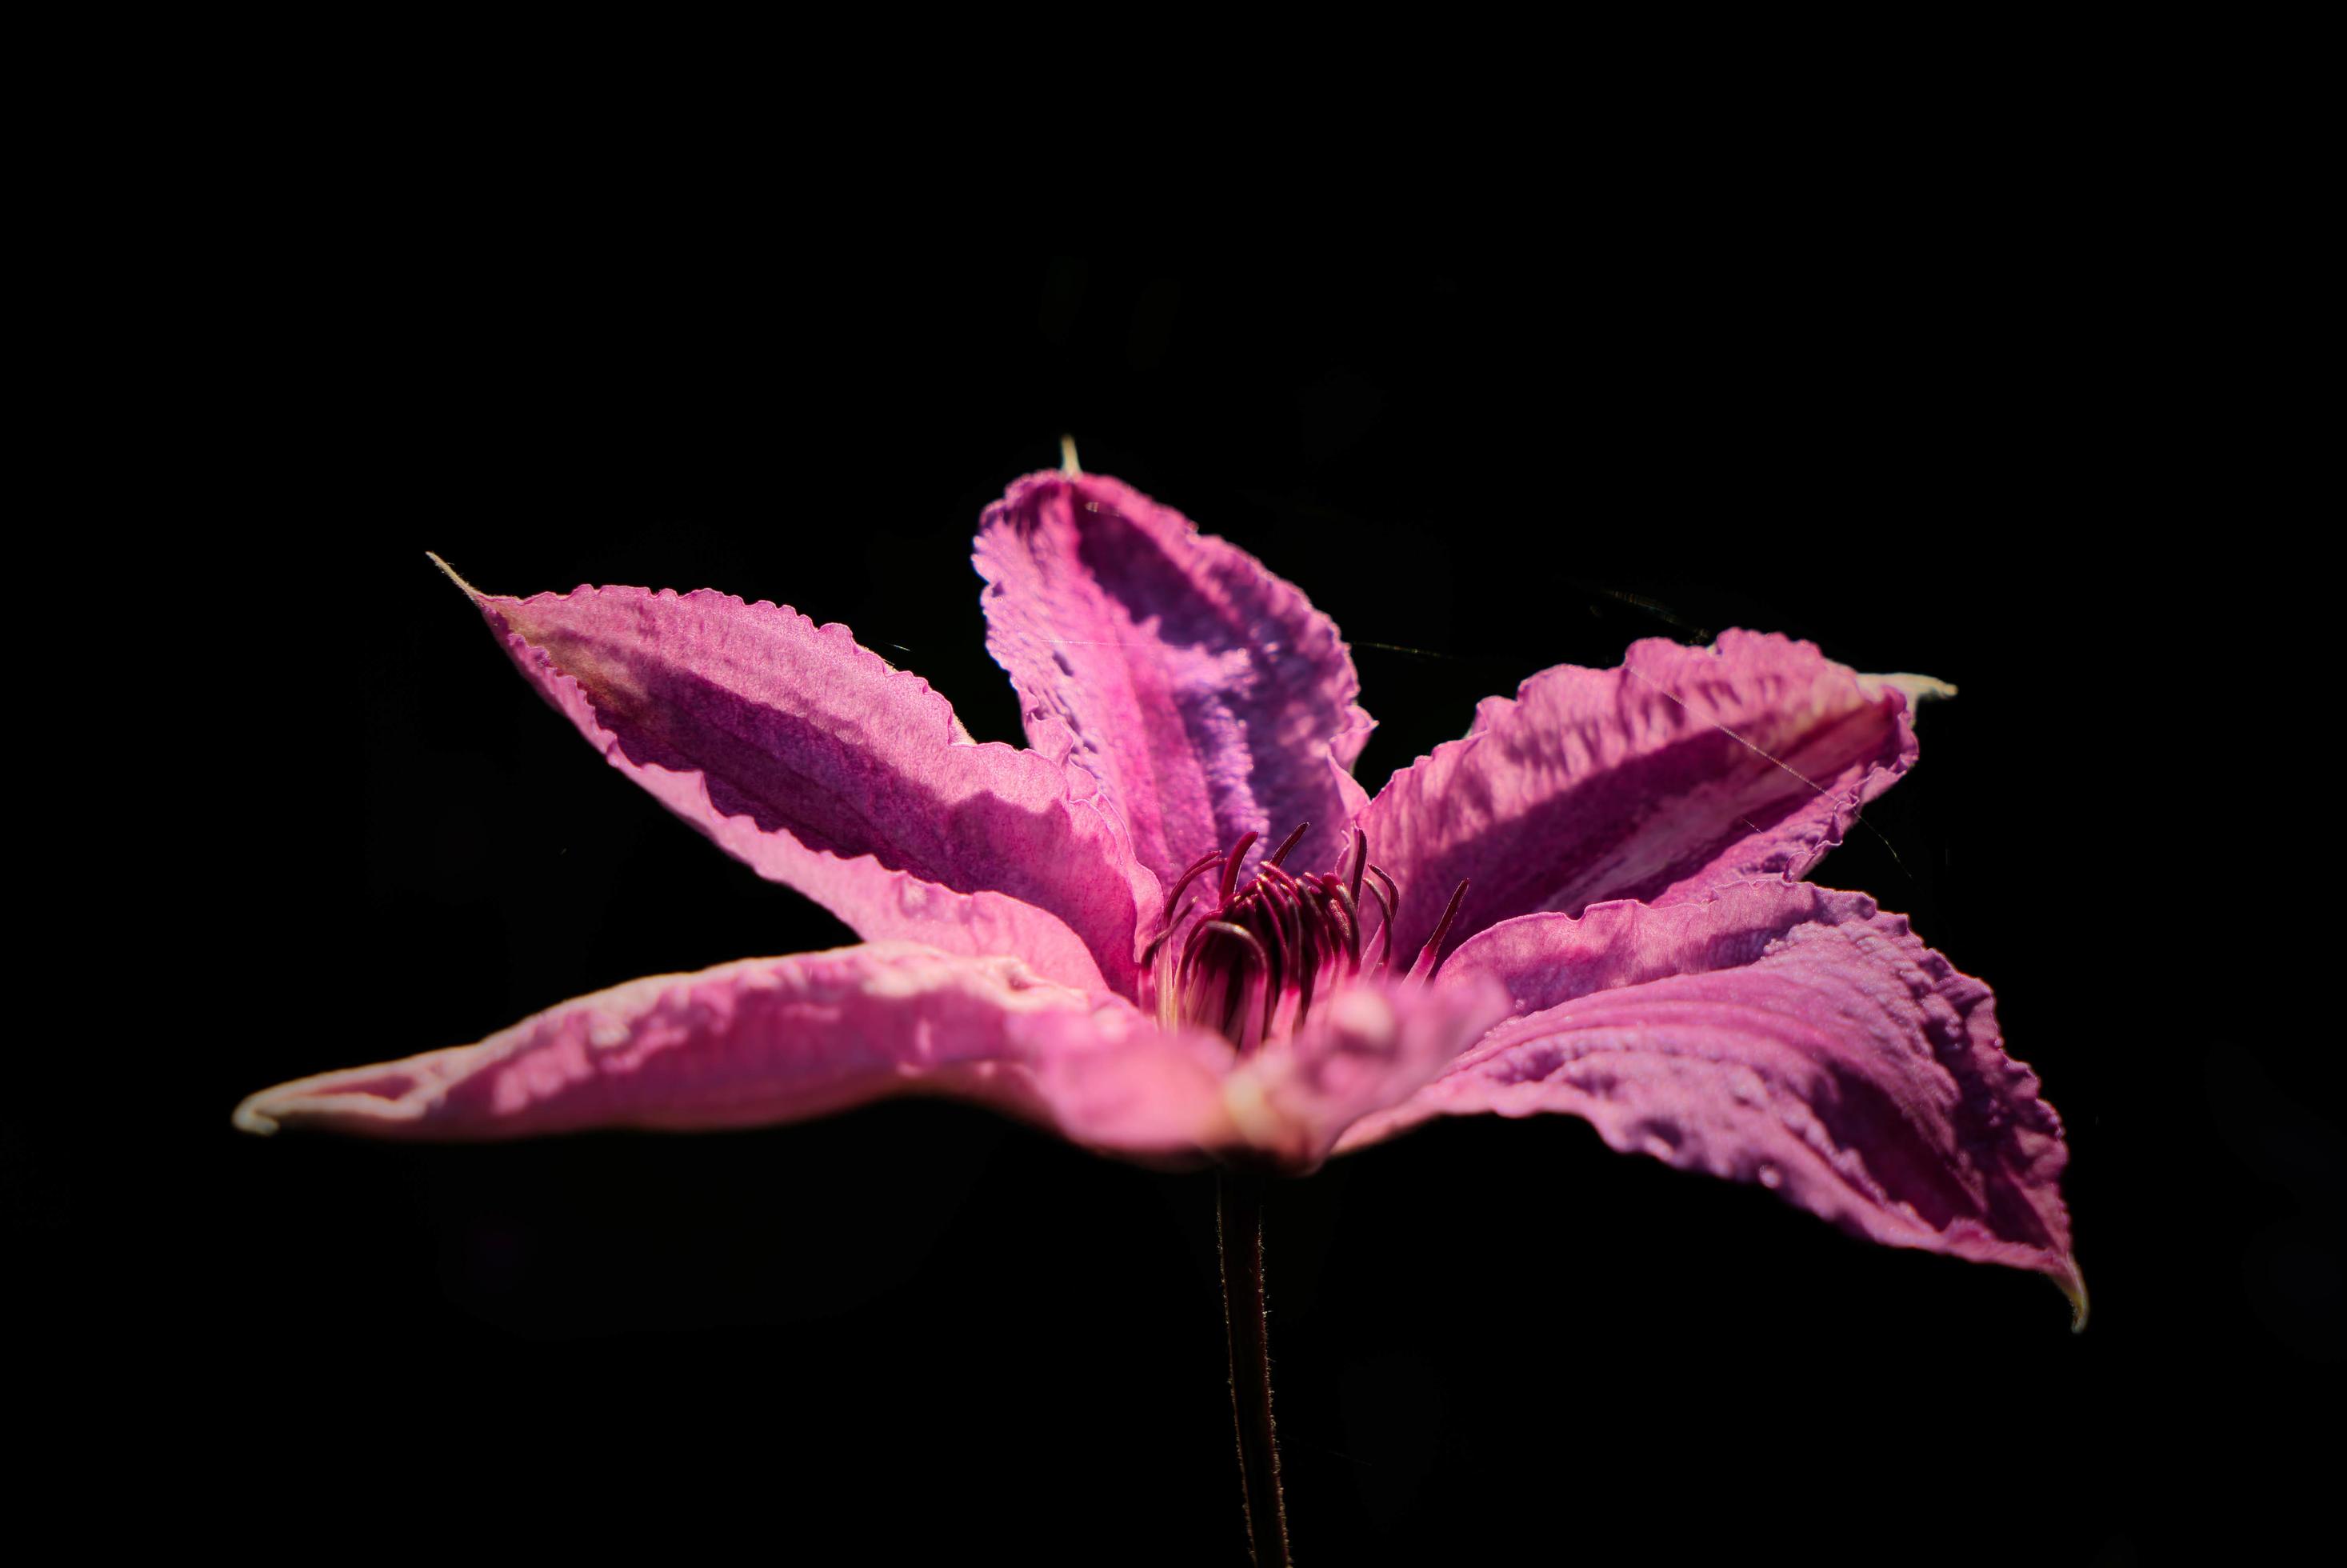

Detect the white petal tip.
[
  {"left": 1857, "top": 670, "right": 1958, "bottom": 704},
  {"left": 2062, "top": 1270, "right": 2090, "bottom": 1334},
  {"left": 232, "top": 1098, "right": 281, "bottom": 1136},
  {"left": 1059, "top": 434, "right": 1081, "bottom": 476},
  {"left": 425, "top": 551, "right": 484, "bottom": 601}
]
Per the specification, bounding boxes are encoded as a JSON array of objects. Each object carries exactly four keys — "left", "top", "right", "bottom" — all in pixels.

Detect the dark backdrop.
[{"left": 113, "top": 239, "right": 2324, "bottom": 1562}]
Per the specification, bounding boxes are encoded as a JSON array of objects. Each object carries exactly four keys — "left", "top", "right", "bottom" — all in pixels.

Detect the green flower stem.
[{"left": 1218, "top": 1170, "right": 1290, "bottom": 1566}]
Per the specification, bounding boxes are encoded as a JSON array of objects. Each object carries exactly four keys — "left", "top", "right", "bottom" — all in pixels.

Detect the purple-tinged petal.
[
  {"left": 974, "top": 470, "right": 1374, "bottom": 890},
  {"left": 1342, "top": 884, "right": 2081, "bottom": 1318},
  {"left": 1223, "top": 974, "right": 1510, "bottom": 1173},
  {"left": 1357, "top": 631, "right": 1921, "bottom": 959},
  {"left": 234, "top": 943, "right": 1237, "bottom": 1158},
  {"left": 441, "top": 562, "right": 1155, "bottom": 995}
]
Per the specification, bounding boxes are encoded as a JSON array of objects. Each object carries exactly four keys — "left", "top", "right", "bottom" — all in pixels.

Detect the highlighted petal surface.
[
  {"left": 235, "top": 943, "right": 1235, "bottom": 1157},
  {"left": 1344, "top": 883, "right": 2080, "bottom": 1310},
  {"left": 974, "top": 471, "right": 1373, "bottom": 889},
  {"left": 1357, "top": 632, "right": 1919, "bottom": 960},
  {"left": 451, "top": 571, "right": 1154, "bottom": 995},
  {"left": 1224, "top": 974, "right": 1511, "bottom": 1172}
]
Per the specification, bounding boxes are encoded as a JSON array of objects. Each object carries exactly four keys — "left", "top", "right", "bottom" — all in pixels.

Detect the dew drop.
[{"left": 1756, "top": 1162, "right": 1783, "bottom": 1190}]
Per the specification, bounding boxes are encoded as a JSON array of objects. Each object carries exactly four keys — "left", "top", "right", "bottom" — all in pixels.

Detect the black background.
[{"left": 74, "top": 222, "right": 2327, "bottom": 1562}]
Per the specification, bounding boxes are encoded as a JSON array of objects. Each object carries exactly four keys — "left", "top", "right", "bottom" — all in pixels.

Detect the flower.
[{"left": 236, "top": 466, "right": 2081, "bottom": 1322}]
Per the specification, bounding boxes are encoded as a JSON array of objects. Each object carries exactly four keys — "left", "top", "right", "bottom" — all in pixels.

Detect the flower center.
[{"left": 1143, "top": 823, "right": 1469, "bottom": 1051}]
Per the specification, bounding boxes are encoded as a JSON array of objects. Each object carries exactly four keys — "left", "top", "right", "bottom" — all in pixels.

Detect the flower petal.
[
  {"left": 1223, "top": 974, "right": 1511, "bottom": 1173},
  {"left": 444, "top": 564, "right": 1154, "bottom": 995},
  {"left": 1342, "top": 883, "right": 2081, "bottom": 1315},
  {"left": 234, "top": 943, "right": 1237, "bottom": 1157},
  {"left": 974, "top": 470, "right": 1374, "bottom": 890},
  {"left": 1356, "top": 631, "right": 1919, "bottom": 960}
]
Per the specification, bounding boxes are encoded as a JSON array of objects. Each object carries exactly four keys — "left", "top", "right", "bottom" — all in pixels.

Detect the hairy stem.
[{"left": 1218, "top": 1170, "right": 1290, "bottom": 1566}]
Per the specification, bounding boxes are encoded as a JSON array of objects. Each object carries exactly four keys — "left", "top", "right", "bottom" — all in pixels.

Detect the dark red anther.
[
  {"left": 1162, "top": 850, "right": 1227, "bottom": 923},
  {"left": 1217, "top": 832, "right": 1259, "bottom": 906},
  {"left": 1254, "top": 877, "right": 1298, "bottom": 973},
  {"left": 1289, "top": 882, "right": 1333, "bottom": 966},
  {"left": 1197, "top": 921, "right": 1269, "bottom": 1039},
  {"left": 1292, "top": 921, "right": 1319, "bottom": 1022},
  {"left": 1257, "top": 866, "right": 1309, "bottom": 952},
  {"left": 1357, "top": 870, "right": 1394, "bottom": 974},
  {"left": 1255, "top": 930, "right": 1285, "bottom": 1038},
  {"left": 1146, "top": 850, "right": 1229, "bottom": 967},
  {"left": 1346, "top": 827, "right": 1369, "bottom": 908},
  {"left": 1407, "top": 879, "right": 1472, "bottom": 982},
  {"left": 1244, "top": 865, "right": 1305, "bottom": 1035},
  {"left": 1364, "top": 863, "right": 1401, "bottom": 973},
  {"left": 1255, "top": 860, "right": 1302, "bottom": 898},
  {"left": 1317, "top": 874, "right": 1361, "bottom": 970},
  {"left": 1174, "top": 917, "right": 1219, "bottom": 989},
  {"left": 1365, "top": 864, "right": 1400, "bottom": 934},
  {"left": 1265, "top": 821, "right": 1310, "bottom": 869}
]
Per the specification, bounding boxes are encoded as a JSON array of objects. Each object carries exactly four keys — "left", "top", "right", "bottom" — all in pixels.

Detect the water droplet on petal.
[{"left": 1756, "top": 1162, "right": 1783, "bottom": 1190}]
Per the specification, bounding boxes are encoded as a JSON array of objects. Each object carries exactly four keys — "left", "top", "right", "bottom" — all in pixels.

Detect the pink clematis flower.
[{"left": 236, "top": 466, "right": 2081, "bottom": 1322}]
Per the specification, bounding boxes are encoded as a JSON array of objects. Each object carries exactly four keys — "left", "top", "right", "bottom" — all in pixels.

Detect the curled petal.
[
  {"left": 234, "top": 943, "right": 1235, "bottom": 1158},
  {"left": 1223, "top": 974, "right": 1511, "bottom": 1173},
  {"left": 1357, "top": 631, "right": 1919, "bottom": 959},
  {"left": 974, "top": 470, "right": 1374, "bottom": 890},
  {"left": 1344, "top": 884, "right": 2081, "bottom": 1317},
  {"left": 442, "top": 564, "right": 1154, "bottom": 995}
]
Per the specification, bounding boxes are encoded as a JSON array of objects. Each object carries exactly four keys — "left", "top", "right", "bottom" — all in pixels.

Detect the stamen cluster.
[{"left": 1143, "top": 823, "right": 1469, "bottom": 1050}]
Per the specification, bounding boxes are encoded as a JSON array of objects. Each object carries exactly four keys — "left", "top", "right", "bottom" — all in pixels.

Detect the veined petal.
[
  {"left": 234, "top": 943, "right": 1236, "bottom": 1157},
  {"left": 1357, "top": 631, "right": 1919, "bottom": 960},
  {"left": 444, "top": 566, "right": 1154, "bottom": 996},
  {"left": 974, "top": 471, "right": 1374, "bottom": 890},
  {"left": 1222, "top": 974, "right": 1510, "bottom": 1173},
  {"left": 1341, "top": 884, "right": 2081, "bottom": 1316}
]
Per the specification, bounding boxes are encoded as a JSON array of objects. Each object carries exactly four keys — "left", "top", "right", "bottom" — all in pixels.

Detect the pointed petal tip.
[
  {"left": 1858, "top": 670, "right": 1959, "bottom": 704},
  {"left": 2059, "top": 1263, "right": 2089, "bottom": 1333},
  {"left": 425, "top": 551, "right": 485, "bottom": 601},
  {"left": 230, "top": 1094, "right": 281, "bottom": 1136}
]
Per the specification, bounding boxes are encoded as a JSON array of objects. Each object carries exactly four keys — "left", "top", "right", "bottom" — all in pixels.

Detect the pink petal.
[
  {"left": 1223, "top": 974, "right": 1511, "bottom": 1173},
  {"left": 444, "top": 564, "right": 1155, "bottom": 995},
  {"left": 234, "top": 942, "right": 1237, "bottom": 1157},
  {"left": 1342, "top": 883, "right": 2082, "bottom": 1318},
  {"left": 1357, "top": 631, "right": 1920, "bottom": 960},
  {"left": 974, "top": 470, "right": 1374, "bottom": 891}
]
